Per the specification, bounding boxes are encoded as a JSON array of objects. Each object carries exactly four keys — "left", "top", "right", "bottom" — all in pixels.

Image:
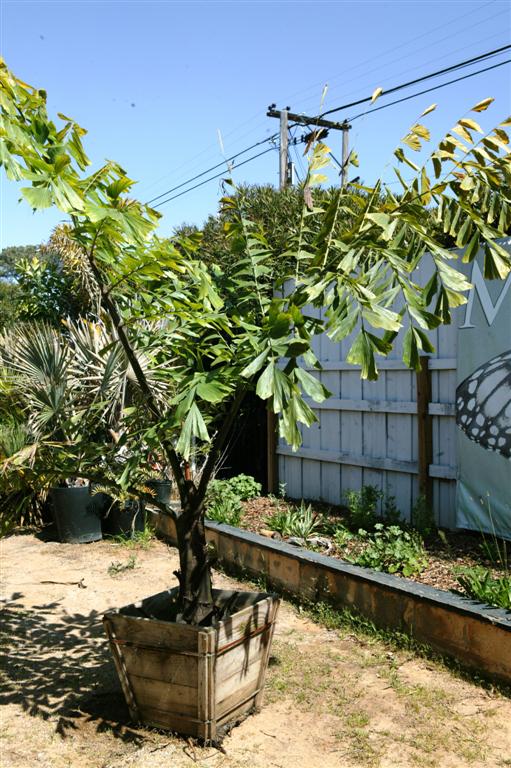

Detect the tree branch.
[
  {"left": 196, "top": 386, "right": 247, "bottom": 501},
  {"left": 83, "top": 229, "right": 187, "bottom": 499}
]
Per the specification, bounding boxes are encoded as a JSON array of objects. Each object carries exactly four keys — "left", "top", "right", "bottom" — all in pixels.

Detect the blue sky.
[{"left": 1, "top": 0, "right": 510, "bottom": 247}]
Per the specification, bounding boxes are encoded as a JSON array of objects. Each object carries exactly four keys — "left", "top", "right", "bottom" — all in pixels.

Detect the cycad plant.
[{"left": 1, "top": 59, "right": 510, "bottom": 624}]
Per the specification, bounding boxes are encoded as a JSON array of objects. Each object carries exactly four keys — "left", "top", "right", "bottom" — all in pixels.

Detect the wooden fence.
[{"left": 277, "top": 260, "right": 459, "bottom": 528}]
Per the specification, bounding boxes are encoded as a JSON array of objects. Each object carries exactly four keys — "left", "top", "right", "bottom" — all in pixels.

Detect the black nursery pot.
[
  {"left": 146, "top": 479, "right": 172, "bottom": 505},
  {"left": 50, "top": 486, "right": 103, "bottom": 544},
  {"left": 102, "top": 499, "right": 145, "bottom": 537}
]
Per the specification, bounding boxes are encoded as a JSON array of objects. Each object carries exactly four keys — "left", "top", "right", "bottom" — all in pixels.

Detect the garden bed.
[{"left": 239, "top": 496, "right": 508, "bottom": 595}]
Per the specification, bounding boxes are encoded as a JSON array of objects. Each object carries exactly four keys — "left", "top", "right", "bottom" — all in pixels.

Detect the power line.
[
  {"left": 320, "top": 44, "right": 511, "bottom": 119},
  {"left": 348, "top": 58, "right": 511, "bottom": 121},
  {"left": 152, "top": 145, "right": 277, "bottom": 209},
  {"left": 280, "top": 0, "right": 499, "bottom": 109},
  {"left": 151, "top": 46, "right": 510, "bottom": 211},
  {"left": 146, "top": 134, "right": 279, "bottom": 205}
]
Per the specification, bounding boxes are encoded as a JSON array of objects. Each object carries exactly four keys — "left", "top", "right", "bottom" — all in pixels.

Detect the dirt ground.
[{"left": 1, "top": 533, "right": 510, "bottom": 768}]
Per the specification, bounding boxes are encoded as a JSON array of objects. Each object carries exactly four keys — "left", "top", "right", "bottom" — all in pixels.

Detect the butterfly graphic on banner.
[{"left": 456, "top": 350, "right": 511, "bottom": 460}]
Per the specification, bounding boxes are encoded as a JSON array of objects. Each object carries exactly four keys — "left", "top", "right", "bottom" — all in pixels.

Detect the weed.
[
  {"left": 107, "top": 554, "right": 137, "bottom": 576},
  {"left": 224, "top": 473, "right": 261, "bottom": 501},
  {"left": 455, "top": 495, "right": 510, "bottom": 610},
  {"left": 383, "top": 494, "right": 401, "bottom": 525},
  {"left": 411, "top": 495, "right": 437, "bottom": 537},
  {"left": 348, "top": 524, "right": 428, "bottom": 577},
  {"left": 205, "top": 480, "right": 243, "bottom": 525},
  {"left": 333, "top": 525, "right": 354, "bottom": 549},
  {"left": 266, "top": 499, "right": 322, "bottom": 539},
  {"left": 345, "top": 486, "right": 382, "bottom": 530},
  {"left": 454, "top": 566, "right": 511, "bottom": 610},
  {"left": 110, "top": 526, "right": 154, "bottom": 550}
]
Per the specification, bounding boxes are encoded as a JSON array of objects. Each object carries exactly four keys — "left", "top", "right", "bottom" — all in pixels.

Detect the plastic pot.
[
  {"left": 146, "top": 479, "right": 172, "bottom": 505},
  {"left": 50, "top": 486, "right": 103, "bottom": 544},
  {"left": 102, "top": 499, "right": 145, "bottom": 537}
]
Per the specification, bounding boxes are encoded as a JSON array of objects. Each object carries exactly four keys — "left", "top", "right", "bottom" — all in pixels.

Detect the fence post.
[{"left": 416, "top": 355, "right": 433, "bottom": 507}]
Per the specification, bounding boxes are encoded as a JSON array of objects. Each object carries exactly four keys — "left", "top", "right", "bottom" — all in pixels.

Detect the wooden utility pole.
[
  {"left": 265, "top": 105, "right": 351, "bottom": 493},
  {"left": 279, "top": 108, "right": 289, "bottom": 189},
  {"left": 341, "top": 121, "right": 350, "bottom": 188},
  {"left": 265, "top": 109, "right": 290, "bottom": 494},
  {"left": 267, "top": 105, "right": 351, "bottom": 184}
]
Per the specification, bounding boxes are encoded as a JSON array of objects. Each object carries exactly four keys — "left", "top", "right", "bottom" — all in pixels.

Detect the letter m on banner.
[{"left": 460, "top": 261, "right": 511, "bottom": 329}]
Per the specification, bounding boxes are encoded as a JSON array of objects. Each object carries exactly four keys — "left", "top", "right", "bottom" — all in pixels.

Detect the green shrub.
[
  {"left": 344, "top": 486, "right": 383, "bottom": 530},
  {"left": 349, "top": 524, "right": 428, "bottom": 578},
  {"left": 455, "top": 566, "right": 511, "bottom": 610},
  {"left": 225, "top": 474, "right": 261, "bottom": 501},
  {"left": 205, "top": 480, "right": 243, "bottom": 526},
  {"left": 333, "top": 525, "right": 354, "bottom": 549},
  {"left": 411, "top": 495, "right": 437, "bottom": 537},
  {"left": 266, "top": 500, "right": 322, "bottom": 539}
]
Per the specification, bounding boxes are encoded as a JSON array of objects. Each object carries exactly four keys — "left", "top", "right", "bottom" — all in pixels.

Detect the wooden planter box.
[{"left": 103, "top": 588, "right": 280, "bottom": 741}]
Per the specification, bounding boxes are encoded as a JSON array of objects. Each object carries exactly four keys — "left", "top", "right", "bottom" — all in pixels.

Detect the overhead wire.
[
  {"left": 146, "top": 133, "right": 279, "bottom": 204},
  {"left": 140, "top": 3, "right": 505, "bottom": 202},
  {"left": 150, "top": 46, "right": 510, "bottom": 209},
  {"left": 152, "top": 145, "right": 277, "bottom": 208},
  {"left": 278, "top": 0, "right": 499, "bottom": 109},
  {"left": 320, "top": 44, "right": 511, "bottom": 119},
  {"left": 348, "top": 57, "right": 511, "bottom": 121}
]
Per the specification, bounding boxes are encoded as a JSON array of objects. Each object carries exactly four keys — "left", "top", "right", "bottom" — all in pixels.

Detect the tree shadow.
[{"left": 0, "top": 592, "right": 147, "bottom": 744}]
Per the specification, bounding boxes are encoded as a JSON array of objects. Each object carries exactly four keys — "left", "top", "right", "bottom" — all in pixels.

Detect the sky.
[{"left": 1, "top": 0, "right": 510, "bottom": 248}]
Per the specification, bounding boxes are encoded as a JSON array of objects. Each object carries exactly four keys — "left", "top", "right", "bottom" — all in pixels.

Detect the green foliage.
[
  {"left": 0, "top": 245, "right": 90, "bottom": 328},
  {"left": 344, "top": 485, "right": 403, "bottom": 530},
  {"left": 225, "top": 473, "right": 261, "bottom": 500},
  {"left": 1, "top": 61, "right": 510, "bottom": 619},
  {"left": 348, "top": 524, "right": 429, "bottom": 577},
  {"left": 333, "top": 524, "right": 354, "bottom": 549},
  {"left": 110, "top": 526, "right": 154, "bottom": 550},
  {"left": 411, "top": 495, "right": 437, "bottom": 537},
  {"left": 107, "top": 554, "right": 137, "bottom": 576},
  {"left": 455, "top": 566, "right": 511, "bottom": 610},
  {"left": 345, "top": 486, "right": 383, "bottom": 530},
  {"left": 205, "top": 479, "right": 243, "bottom": 526},
  {"left": 266, "top": 499, "right": 322, "bottom": 539},
  {"left": 0, "top": 417, "right": 47, "bottom": 533}
]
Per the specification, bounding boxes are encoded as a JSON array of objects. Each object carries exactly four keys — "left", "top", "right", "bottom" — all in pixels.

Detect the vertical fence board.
[{"left": 276, "top": 258, "right": 459, "bottom": 523}]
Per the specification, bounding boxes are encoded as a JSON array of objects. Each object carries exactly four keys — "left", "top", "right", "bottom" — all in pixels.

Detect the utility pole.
[
  {"left": 265, "top": 108, "right": 290, "bottom": 495},
  {"left": 268, "top": 105, "right": 351, "bottom": 185},
  {"left": 279, "top": 108, "right": 289, "bottom": 190},
  {"left": 265, "top": 105, "right": 351, "bottom": 493},
  {"left": 341, "top": 120, "right": 350, "bottom": 188}
]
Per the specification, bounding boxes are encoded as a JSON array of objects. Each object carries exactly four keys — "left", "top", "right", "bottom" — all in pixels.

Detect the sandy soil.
[{"left": 1, "top": 532, "right": 510, "bottom": 768}]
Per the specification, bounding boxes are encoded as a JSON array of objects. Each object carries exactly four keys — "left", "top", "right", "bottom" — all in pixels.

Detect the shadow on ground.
[{"left": 0, "top": 593, "right": 145, "bottom": 744}]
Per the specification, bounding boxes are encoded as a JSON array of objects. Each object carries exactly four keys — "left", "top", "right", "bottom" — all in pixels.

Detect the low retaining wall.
[{"left": 153, "top": 511, "right": 511, "bottom": 685}]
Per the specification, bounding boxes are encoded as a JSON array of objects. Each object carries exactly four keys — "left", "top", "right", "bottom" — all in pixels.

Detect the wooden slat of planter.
[
  {"left": 255, "top": 597, "right": 280, "bottom": 709},
  {"left": 216, "top": 597, "right": 273, "bottom": 649},
  {"left": 119, "top": 644, "right": 199, "bottom": 688},
  {"left": 103, "top": 619, "right": 140, "bottom": 722},
  {"left": 215, "top": 633, "right": 266, "bottom": 680},
  {"left": 215, "top": 694, "right": 258, "bottom": 729},
  {"left": 129, "top": 673, "right": 198, "bottom": 717},
  {"left": 107, "top": 613, "right": 198, "bottom": 654},
  {"left": 216, "top": 675, "right": 261, "bottom": 719},
  {"left": 197, "top": 630, "right": 216, "bottom": 741},
  {"left": 137, "top": 706, "right": 201, "bottom": 737},
  {"left": 216, "top": 652, "right": 263, "bottom": 703}
]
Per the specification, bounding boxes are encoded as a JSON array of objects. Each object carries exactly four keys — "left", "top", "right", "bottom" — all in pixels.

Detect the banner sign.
[{"left": 455, "top": 239, "right": 511, "bottom": 540}]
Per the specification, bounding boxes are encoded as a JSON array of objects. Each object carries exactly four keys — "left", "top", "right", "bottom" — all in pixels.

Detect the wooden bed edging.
[{"left": 153, "top": 511, "right": 511, "bottom": 685}]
